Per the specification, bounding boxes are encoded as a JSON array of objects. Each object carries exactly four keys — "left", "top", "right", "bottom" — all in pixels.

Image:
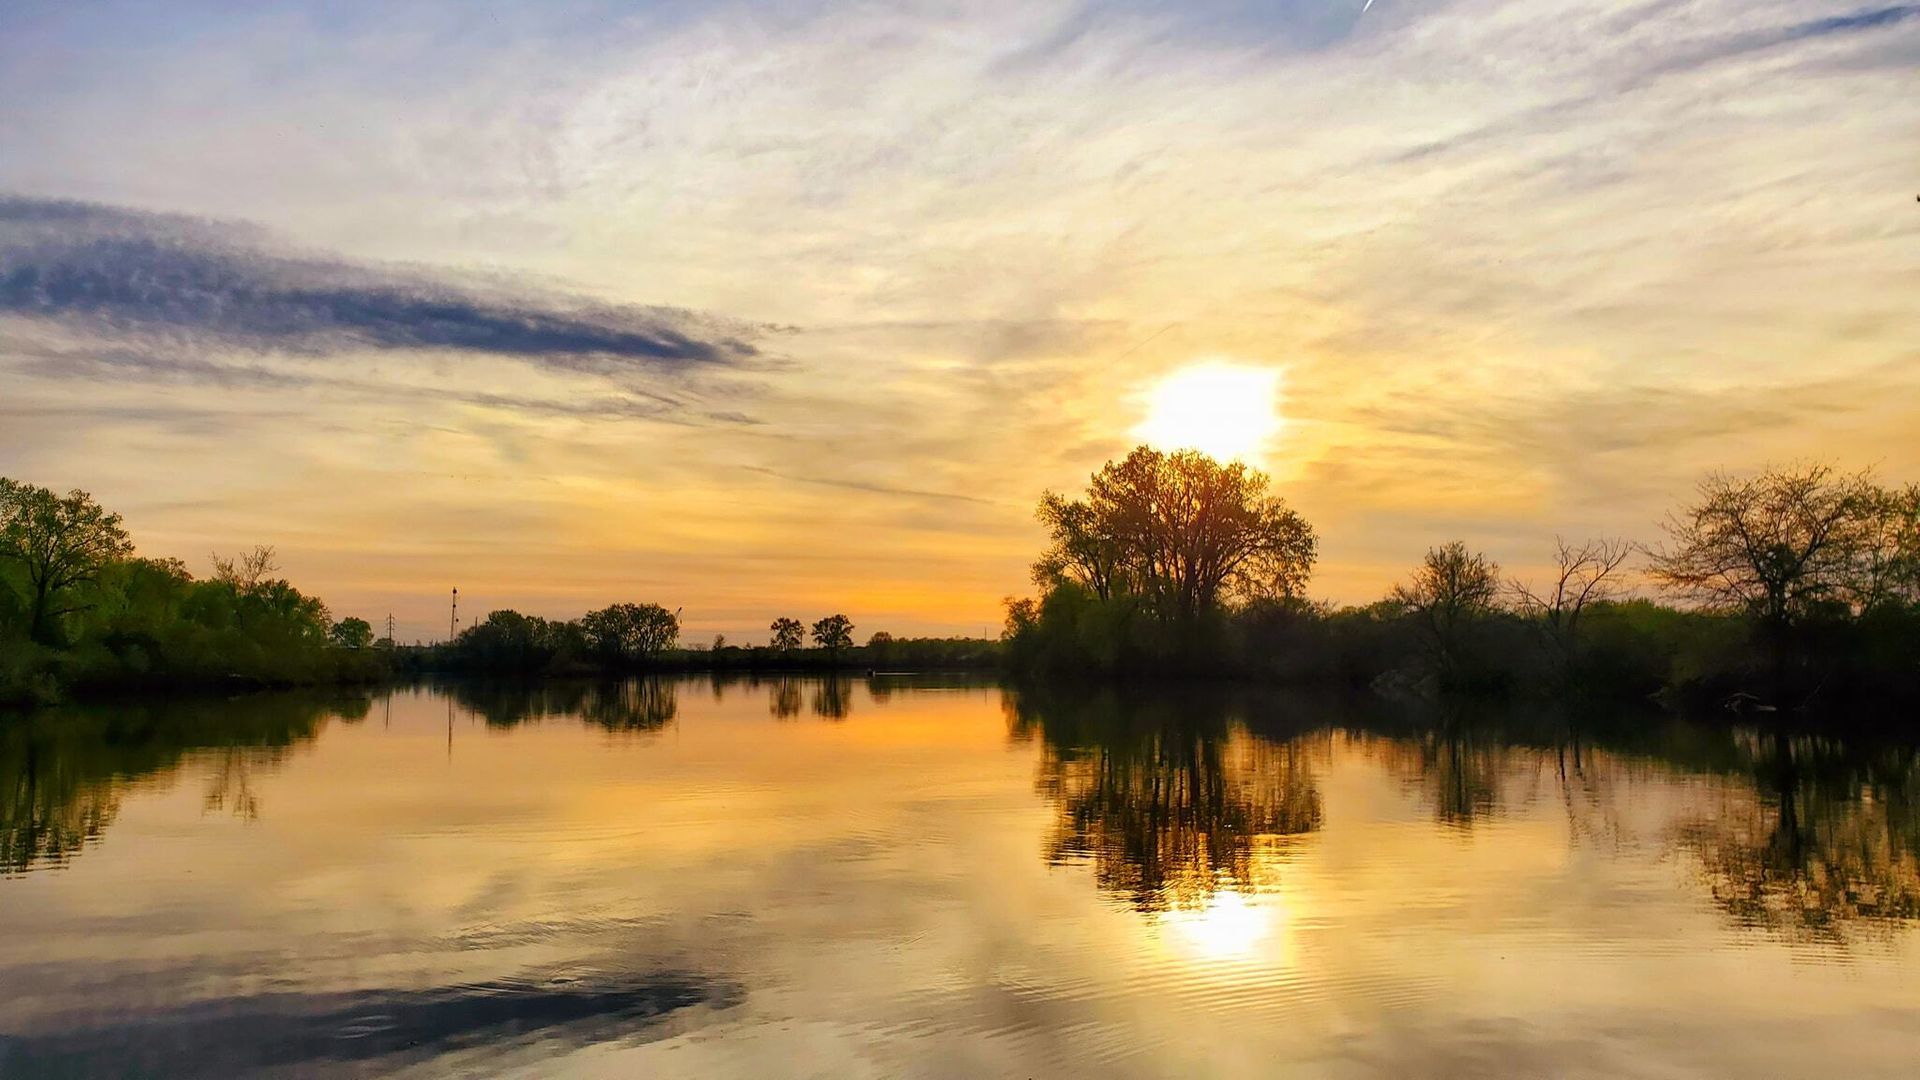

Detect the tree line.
[
  {"left": 1, "top": 479, "right": 389, "bottom": 705},
  {"left": 1003, "top": 447, "right": 1920, "bottom": 711},
  {"left": 422, "top": 604, "right": 996, "bottom": 675}
]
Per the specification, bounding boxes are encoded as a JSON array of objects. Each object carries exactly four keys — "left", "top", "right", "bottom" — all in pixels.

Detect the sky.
[{"left": 1, "top": 0, "right": 1916, "bottom": 643}]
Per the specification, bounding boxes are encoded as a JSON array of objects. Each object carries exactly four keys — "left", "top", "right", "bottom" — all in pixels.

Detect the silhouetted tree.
[
  {"left": 811, "top": 613, "right": 854, "bottom": 654},
  {"left": 580, "top": 602, "right": 679, "bottom": 664},
  {"left": 1509, "top": 537, "right": 1633, "bottom": 673},
  {"left": 1393, "top": 541, "right": 1502, "bottom": 680},
  {"left": 329, "top": 617, "right": 374, "bottom": 649},
  {"left": 1034, "top": 491, "right": 1124, "bottom": 601},
  {"left": 769, "top": 617, "right": 804, "bottom": 652},
  {"left": 1649, "top": 464, "right": 1883, "bottom": 631},
  {"left": 0, "top": 480, "right": 136, "bottom": 643},
  {"left": 1034, "top": 446, "right": 1316, "bottom": 623}
]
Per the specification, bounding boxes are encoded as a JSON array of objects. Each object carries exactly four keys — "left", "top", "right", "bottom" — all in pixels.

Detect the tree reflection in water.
[
  {"left": 8, "top": 680, "right": 1920, "bottom": 948},
  {"left": 1672, "top": 731, "right": 1920, "bottom": 943},
  {"left": 761, "top": 676, "right": 853, "bottom": 720},
  {"left": 444, "top": 679, "right": 677, "bottom": 733},
  {"left": 1008, "top": 686, "right": 1323, "bottom": 912},
  {"left": 810, "top": 677, "right": 853, "bottom": 720},
  {"left": 1012, "top": 684, "right": 1920, "bottom": 944},
  {"left": 2, "top": 692, "right": 365, "bottom": 874},
  {"left": 768, "top": 677, "right": 802, "bottom": 719}
]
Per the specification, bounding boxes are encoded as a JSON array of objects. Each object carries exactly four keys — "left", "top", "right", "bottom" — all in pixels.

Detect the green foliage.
[
  {"left": 446, "top": 610, "right": 586, "bottom": 674},
  {"left": 330, "top": 617, "right": 375, "bottom": 649},
  {"left": 0, "top": 476, "right": 389, "bottom": 701},
  {"left": 0, "top": 480, "right": 135, "bottom": 644}
]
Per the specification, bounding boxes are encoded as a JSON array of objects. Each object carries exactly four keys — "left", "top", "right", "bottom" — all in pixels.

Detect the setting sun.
[{"left": 1136, "top": 361, "right": 1284, "bottom": 462}]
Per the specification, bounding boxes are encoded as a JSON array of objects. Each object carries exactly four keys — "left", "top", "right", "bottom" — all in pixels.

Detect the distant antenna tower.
[
  {"left": 386, "top": 613, "right": 397, "bottom": 643},
  {"left": 450, "top": 587, "right": 459, "bottom": 640}
]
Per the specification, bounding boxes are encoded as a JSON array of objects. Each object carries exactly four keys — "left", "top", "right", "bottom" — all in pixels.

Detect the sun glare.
[
  {"left": 1159, "top": 891, "right": 1275, "bottom": 962},
  {"left": 1135, "top": 361, "right": 1284, "bottom": 462}
]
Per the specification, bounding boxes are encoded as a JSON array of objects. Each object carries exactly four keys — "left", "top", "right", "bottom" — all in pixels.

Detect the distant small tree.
[
  {"left": 811, "top": 614, "right": 854, "bottom": 654},
  {"left": 581, "top": 602, "right": 680, "bottom": 663},
  {"left": 866, "top": 631, "right": 894, "bottom": 648},
  {"left": 329, "top": 616, "right": 375, "bottom": 649},
  {"left": 1509, "top": 537, "right": 1633, "bottom": 671},
  {"left": 712, "top": 633, "right": 727, "bottom": 651},
  {"left": 0, "top": 479, "right": 136, "bottom": 643},
  {"left": 770, "top": 617, "right": 804, "bottom": 651},
  {"left": 1393, "top": 541, "right": 1502, "bottom": 679}
]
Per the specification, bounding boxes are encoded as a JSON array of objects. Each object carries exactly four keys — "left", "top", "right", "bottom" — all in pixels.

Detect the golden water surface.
[{"left": 3, "top": 677, "right": 1919, "bottom": 1077}]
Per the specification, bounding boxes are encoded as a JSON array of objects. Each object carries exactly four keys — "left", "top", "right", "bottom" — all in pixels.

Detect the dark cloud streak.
[{"left": 0, "top": 195, "right": 759, "bottom": 371}]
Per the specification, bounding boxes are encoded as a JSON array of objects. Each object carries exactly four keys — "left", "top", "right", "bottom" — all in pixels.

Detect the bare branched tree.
[
  {"left": 210, "top": 544, "right": 279, "bottom": 593},
  {"left": 1509, "top": 537, "right": 1634, "bottom": 668},
  {"left": 1647, "top": 465, "right": 1880, "bottom": 630}
]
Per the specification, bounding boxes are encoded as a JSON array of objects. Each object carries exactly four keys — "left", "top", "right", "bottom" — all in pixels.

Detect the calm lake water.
[{"left": 4, "top": 676, "right": 1920, "bottom": 1078}]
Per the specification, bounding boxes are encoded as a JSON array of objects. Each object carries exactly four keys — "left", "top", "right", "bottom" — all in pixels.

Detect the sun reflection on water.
[{"left": 1158, "top": 890, "right": 1278, "bottom": 962}]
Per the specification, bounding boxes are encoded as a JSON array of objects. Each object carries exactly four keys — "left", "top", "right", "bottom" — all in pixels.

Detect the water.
[{"left": 4, "top": 677, "right": 1919, "bottom": 1077}]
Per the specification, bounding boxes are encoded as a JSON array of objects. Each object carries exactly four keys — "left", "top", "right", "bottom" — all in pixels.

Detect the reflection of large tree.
[
  {"left": 2, "top": 693, "right": 356, "bottom": 873},
  {"left": 810, "top": 677, "right": 852, "bottom": 720},
  {"left": 1674, "top": 732, "right": 1920, "bottom": 943},
  {"left": 1373, "top": 701, "right": 1920, "bottom": 943},
  {"left": 1010, "top": 687, "right": 1322, "bottom": 911},
  {"left": 444, "top": 679, "right": 677, "bottom": 733},
  {"left": 577, "top": 680, "right": 678, "bottom": 733}
]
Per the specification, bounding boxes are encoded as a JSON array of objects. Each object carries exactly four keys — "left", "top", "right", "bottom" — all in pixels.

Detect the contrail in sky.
[{"left": 1363, "top": 0, "right": 1374, "bottom": 10}]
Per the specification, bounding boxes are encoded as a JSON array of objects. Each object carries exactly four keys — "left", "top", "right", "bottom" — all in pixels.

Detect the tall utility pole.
[
  {"left": 385, "top": 613, "right": 396, "bottom": 644},
  {"left": 450, "top": 587, "right": 459, "bottom": 641}
]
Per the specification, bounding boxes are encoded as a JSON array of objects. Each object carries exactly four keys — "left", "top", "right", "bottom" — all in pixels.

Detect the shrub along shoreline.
[{"left": 1000, "top": 450, "right": 1920, "bottom": 715}]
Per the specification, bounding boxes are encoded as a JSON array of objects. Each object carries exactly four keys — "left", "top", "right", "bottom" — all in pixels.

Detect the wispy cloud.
[{"left": 1, "top": 0, "right": 1915, "bottom": 632}]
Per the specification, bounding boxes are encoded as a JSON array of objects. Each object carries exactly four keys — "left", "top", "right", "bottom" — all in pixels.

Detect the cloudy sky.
[{"left": 2, "top": 0, "right": 1916, "bottom": 642}]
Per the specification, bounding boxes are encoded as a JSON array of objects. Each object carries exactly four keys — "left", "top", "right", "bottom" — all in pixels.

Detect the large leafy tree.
[
  {"left": 1034, "top": 446, "right": 1317, "bottom": 623},
  {"left": 580, "top": 602, "right": 680, "bottom": 662},
  {"left": 0, "top": 480, "right": 136, "bottom": 643},
  {"left": 329, "top": 617, "right": 375, "bottom": 649},
  {"left": 810, "top": 613, "right": 854, "bottom": 653}
]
